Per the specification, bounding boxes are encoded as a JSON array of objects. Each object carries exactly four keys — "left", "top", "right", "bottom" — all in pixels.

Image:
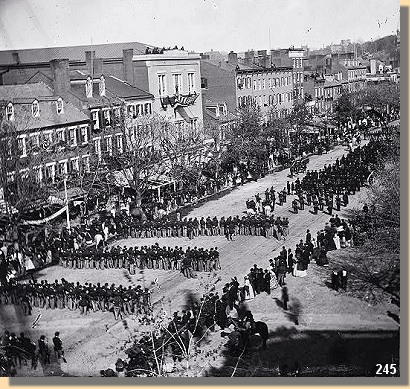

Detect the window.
[
  {"left": 82, "top": 155, "right": 90, "bottom": 173},
  {"left": 190, "top": 118, "right": 198, "bottom": 131},
  {"left": 56, "top": 97, "right": 64, "bottom": 114},
  {"left": 247, "top": 77, "right": 251, "bottom": 89},
  {"left": 201, "top": 77, "right": 208, "bottom": 89},
  {"left": 42, "top": 131, "right": 53, "bottom": 149},
  {"left": 173, "top": 74, "right": 182, "bottom": 95},
  {"left": 219, "top": 104, "right": 226, "bottom": 116},
  {"left": 58, "top": 160, "right": 68, "bottom": 177},
  {"left": 188, "top": 73, "right": 195, "bottom": 93},
  {"left": 158, "top": 74, "right": 167, "bottom": 96},
  {"left": 70, "top": 157, "right": 79, "bottom": 172},
  {"left": 262, "top": 79, "right": 266, "bottom": 89},
  {"left": 91, "top": 110, "right": 100, "bottom": 130},
  {"left": 32, "top": 100, "right": 39, "bottom": 117},
  {"left": 6, "top": 103, "right": 14, "bottom": 121},
  {"left": 103, "top": 110, "right": 111, "bottom": 127},
  {"left": 56, "top": 129, "right": 65, "bottom": 144},
  {"left": 45, "top": 163, "right": 56, "bottom": 183},
  {"left": 80, "top": 126, "right": 88, "bottom": 143},
  {"left": 30, "top": 133, "right": 40, "bottom": 152},
  {"left": 144, "top": 103, "right": 152, "bottom": 115},
  {"left": 114, "top": 107, "right": 121, "bottom": 123},
  {"left": 17, "top": 135, "right": 27, "bottom": 157},
  {"left": 99, "top": 75, "right": 106, "bottom": 97},
  {"left": 253, "top": 80, "right": 257, "bottom": 90},
  {"left": 34, "top": 166, "right": 43, "bottom": 183},
  {"left": 86, "top": 76, "right": 93, "bottom": 98},
  {"left": 258, "top": 80, "right": 262, "bottom": 90},
  {"left": 116, "top": 134, "right": 124, "bottom": 154},
  {"left": 68, "top": 127, "right": 77, "bottom": 146},
  {"left": 105, "top": 135, "right": 112, "bottom": 155},
  {"left": 94, "top": 137, "right": 101, "bottom": 160},
  {"left": 268, "top": 78, "right": 272, "bottom": 89}
]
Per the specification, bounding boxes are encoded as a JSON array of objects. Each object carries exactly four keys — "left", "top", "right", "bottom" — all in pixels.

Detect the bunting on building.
[{"left": 160, "top": 92, "right": 198, "bottom": 110}]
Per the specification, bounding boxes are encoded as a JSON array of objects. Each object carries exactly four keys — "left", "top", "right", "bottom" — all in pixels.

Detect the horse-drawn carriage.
[{"left": 290, "top": 157, "right": 309, "bottom": 176}]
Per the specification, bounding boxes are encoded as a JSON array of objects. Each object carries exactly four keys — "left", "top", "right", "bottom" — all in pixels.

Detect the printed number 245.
[{"left": 376, "top": 364, "right": 397, "bottom": 375}]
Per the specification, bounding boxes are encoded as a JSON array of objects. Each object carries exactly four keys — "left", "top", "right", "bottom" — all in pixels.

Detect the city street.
[{"left": 0, "top": 143, "right": 399, "bottom": 376}]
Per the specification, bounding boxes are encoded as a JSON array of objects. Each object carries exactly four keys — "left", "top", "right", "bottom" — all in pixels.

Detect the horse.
[{"left": 221, "top": 320, "right": 269, "bottom": 352}]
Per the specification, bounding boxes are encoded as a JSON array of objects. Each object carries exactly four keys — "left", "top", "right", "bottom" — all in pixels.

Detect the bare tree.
[{"left": 0, "top": 104, "right": 52, "bottom": 224}]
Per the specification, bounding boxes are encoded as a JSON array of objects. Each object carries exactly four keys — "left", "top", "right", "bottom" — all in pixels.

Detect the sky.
[{"left": 0, "top": 0, "right": 400, "bottom": 53}]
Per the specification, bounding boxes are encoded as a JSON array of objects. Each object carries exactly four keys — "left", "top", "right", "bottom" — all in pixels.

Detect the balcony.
[{"left": 160, "top": 92, "right": 199, "bottom": 110}]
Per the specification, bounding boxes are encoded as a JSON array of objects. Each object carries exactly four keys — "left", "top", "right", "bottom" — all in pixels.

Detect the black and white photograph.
[{"left": 0, "top": 0, "right": 402, "bottom": 379}]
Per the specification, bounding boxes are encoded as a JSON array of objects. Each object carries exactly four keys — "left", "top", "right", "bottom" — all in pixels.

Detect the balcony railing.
[{"left": 160, "top": 92, "right": 199, "bottom": 110}]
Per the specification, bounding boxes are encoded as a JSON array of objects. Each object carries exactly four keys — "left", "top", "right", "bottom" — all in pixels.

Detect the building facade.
[
  {"left": 236, "top": 63, "right": 294, "bottom": 117},
  {"left": 0, "top": 83, "right": 90, "bottom": 185},
  {"left": 271, "top": 47, "right": 305, "bottom": 101},
  {"left": 127, "top": 50, "right": 203, "bottom": 131}
]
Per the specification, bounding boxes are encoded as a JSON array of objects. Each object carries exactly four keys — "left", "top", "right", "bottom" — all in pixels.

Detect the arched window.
[
  {"left": 238, "top": 96, "right": 242, "bottom": 107},
  {"left": 32, "top": 100, "right": 40, "bottom": 117},
  {"left": 86, "top": 76, "right": 93, "bottom": 98},
  {"left": 6, "top": 102, "right": 14, "bottom": 121},
  {"left": 99, "top": 75, "right": 106, "bottom": 97},
  {"left": 56, "top": 97, "right": 64, "bottom": 114}
]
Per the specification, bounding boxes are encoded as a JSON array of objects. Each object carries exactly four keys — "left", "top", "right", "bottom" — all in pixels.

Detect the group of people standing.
[
  {"left": 59, "top": 243, "right": 221, "bottom": 277},
  {"left": 0, "top": 330, "right": 65, "bottom": 376},
  {"left": 0, "top": 278, "right": 152, "bottom": 320}
]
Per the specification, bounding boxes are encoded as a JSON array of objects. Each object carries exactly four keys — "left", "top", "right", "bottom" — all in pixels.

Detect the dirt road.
[{"left": 1, "top": 143, "right": 399, "bottom": 376}]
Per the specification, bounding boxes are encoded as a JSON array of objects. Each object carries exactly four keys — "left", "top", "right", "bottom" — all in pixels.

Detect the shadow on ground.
[{"left": 205, "top": 327, "right": 400, "bottom": 377}]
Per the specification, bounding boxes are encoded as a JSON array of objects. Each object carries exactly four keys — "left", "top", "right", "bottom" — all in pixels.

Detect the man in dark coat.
[{"left": 52, "top": 332, "right": 66, "bottom": 363}]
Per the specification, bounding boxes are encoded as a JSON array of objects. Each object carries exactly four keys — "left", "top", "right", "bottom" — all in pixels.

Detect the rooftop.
[
  {"left": 0, "top": 83, "right": 89, "bottom": 130},
  {"left": 0, "top": 41, "right": 152, "bottom": 65}
]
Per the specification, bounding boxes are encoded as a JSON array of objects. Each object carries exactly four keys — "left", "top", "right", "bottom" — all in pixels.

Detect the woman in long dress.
[
  {"left": 333, "top": 233, "right": 341, "bottom": 250},
  {"left": 270, "top": 269, "right": 279, "bottom": 290},
  {"left": 294, "top": 259, "right": 307, "bottom": 277},
  {"left": 243, "top": 276, "right": 255, "bottom": 300}
]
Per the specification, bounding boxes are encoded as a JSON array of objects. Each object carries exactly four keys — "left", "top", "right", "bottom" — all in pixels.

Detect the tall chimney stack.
[
  {"left": 123, "top": 49, "right": 134, "bottom": 85},
  {"left": 228, "top": 51, "right": 238, "bottom": 65},
  {"left": 85, "top": 51, "right": 96, "bottom": 76},
  {"left": 50, "top": 59, "right": 70, "bottom": 96}
]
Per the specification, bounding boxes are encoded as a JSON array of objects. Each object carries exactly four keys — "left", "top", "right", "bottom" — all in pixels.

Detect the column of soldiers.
[
  {"left": 287, "top": 141, "right": 383, "bottom": 215},
  {"left": 59, "top": 244, "right": 221, "bottom": 277},
  {"left": 0, "top": 278, "right": 151, "bottom": 320},
  {"left": 104, "top": 214, "right": 289, "bottom": 240}
]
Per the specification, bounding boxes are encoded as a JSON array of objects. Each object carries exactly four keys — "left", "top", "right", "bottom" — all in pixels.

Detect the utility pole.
[{"left": 63, "top": 176, "right": 71, "bottom": 231}]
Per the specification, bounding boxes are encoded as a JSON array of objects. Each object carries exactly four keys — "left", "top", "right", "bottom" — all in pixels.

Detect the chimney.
[
  {"left": 93, "top": 58, "right": 103, "bottom": 76},
  {"left": 85, "top": 51, "right": 96, "bottom": 76},
  {"left": 228, "top": 51, "right": 238, "bottom": 65},
  {"left": 50, "top": 59, "right": 70, "bottom": 96},
  {"left": 123, "top": 49, "right": 134, "bottom": 85},
  {"left": 370, "top": 59, "right": 376, "bottom": 75}
]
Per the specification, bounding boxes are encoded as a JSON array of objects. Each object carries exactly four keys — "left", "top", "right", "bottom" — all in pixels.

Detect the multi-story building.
[
  {"left": 304, "top": 70, "right": 348, "bottom": 115},
  {"left": 304, "top": 51, "right": 366, "bottom": 94},
  {"left": 24, "top": 58, "right": 155, "bottom": 164},
  {"left": 201, "top": 52, "right": 294, "bottom": 119},
  {"left": 125, "top": 50, "right": 203, "bottom": 131},
  {"left": 236, "top": 62, "right": 294, "bottom": 118},
  {"left": 0, "top": 44, "right": 204, "bottom": 131},
  {"left": 0, "top": 83, "right": 90, "bottom": 184},
  {"left": 271, "top": 47, "right": 305, "bottom": 101}
]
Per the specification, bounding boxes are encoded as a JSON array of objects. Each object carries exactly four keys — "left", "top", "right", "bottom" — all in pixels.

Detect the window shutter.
[
  {"left": 98, "top": 110, "right": 105, "bottom": 130},
  {"left": 76, "top": 127, "right": 81, "bottom": 146},
  {"left": 26, "top": 135, "right": 32, "bottom": 153}
]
